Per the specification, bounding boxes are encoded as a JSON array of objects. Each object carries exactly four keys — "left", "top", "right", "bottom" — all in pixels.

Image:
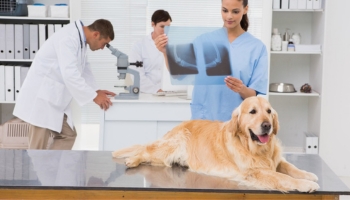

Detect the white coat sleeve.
[
  {"left": 129, "top": 42, "right": 160, "bottom": 94},
  {"left": 82, "top": 61, "right": 99, "bottom": 91},
  {"left": 56, "top": 36, "right": 97, "bottom": 106}
]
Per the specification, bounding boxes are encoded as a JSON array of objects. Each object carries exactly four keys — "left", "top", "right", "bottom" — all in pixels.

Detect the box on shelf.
[
  {"left": 27, "top": 5, "right": 47, "bottom": 18},
  {"left": 304, "top": 132, "right": 319, "bottom": 154},
  {"left": 295, "top": 44, "right": 321, "bottom": 52},
  {"left": 50, "top": 5, "right": 69, "bottom": 18}
]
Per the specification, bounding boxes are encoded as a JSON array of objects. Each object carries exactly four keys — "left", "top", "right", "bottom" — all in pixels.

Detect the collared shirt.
[
  {"left": 191, "top": 29, "right": 268, "bottom": 121},
  {"left": 129, "top": 33, "right": 165, "bottom": 94}
]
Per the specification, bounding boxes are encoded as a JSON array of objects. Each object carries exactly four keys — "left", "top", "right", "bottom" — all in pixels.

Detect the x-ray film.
[{"left": 165, "top": 26, "right": 233, "bottom": 85}]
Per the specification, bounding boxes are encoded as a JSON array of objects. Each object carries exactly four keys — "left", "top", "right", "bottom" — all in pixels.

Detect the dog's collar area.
[{"left": 249, "top": 129, "right": 269, "bottom": 144}]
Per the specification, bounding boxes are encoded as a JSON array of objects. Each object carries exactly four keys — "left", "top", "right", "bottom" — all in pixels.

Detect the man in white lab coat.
[
  {"left": 129, "top": 10, "right": 172, "bottom": 94},
  {"left": 13, "top": 19, "right": 116, "bottom": 150}
]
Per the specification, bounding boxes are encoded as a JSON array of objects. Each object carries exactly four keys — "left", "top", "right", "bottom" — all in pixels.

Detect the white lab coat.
[
  {"left": 129, "top": 33, "right": 165, "bottom": 94},
  {"left": 13, "top": 20, "right": 98, "bottom": 133}
]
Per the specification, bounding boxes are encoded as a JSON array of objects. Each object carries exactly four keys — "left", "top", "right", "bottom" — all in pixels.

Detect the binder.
[
  {"left": 298, "top": 0, "right": 307, "bottom": 9},
  {"left": 5, "top": 66, "right": 14, "bottom": 102},
  {"left": 20, "top": 66, "right": 29, "bottom": 86},
  {"left": 39, "top": 24, "right": 47, "bottom": 48},
  {"left": 48, "top": 24, "right": 55, "bottom": 38},
  {"left": 306, "top": 0, "right": 313, "bottom": 9},
  {"left": 54, "top": 24, "right": 62, "bottom": 33},
  {"left": 29, "top": 24, "right": 39, "bottom": 59},
  {"left": 0, "top": 65, "right": 5, "bottom": 101},
  {"left": 281, "top": 0, "right": 289, "bottom": 9},
  {"left": 312, "top": 0, "right": 321, "bottom": 9},
  {"left": 14, "top": 66, "right": 21, "bottom": 100},
  {"left": 273, "top": 0, "right": 281, "bottom": 9},
  {"left": 14, "top": 24, "right": 24, "bottom": 60},
  {"left": 0, "top": 24, "right": 5, "bottom": 59},
  {"left": 289, "top": 0, "right": 298, "bottom": 9},
  {"left": 5, "top": 24, "right": 14, "bottom": 59},
  {"left": 23, "top": 24, "right": 30, "bottom": 59}
]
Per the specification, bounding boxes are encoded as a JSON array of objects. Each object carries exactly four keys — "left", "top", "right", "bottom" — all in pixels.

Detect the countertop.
[
  {"left": 110, "top": 93, "right": 191, "bottom": 103},
  {"left": 0, "top": 149, "right": 349, "bottom": 195}
]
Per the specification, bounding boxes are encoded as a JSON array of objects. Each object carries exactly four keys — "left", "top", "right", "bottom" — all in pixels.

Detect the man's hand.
[
  {"left": 94, "top": 90, "right": 116, "bottom": 110},
  {"left": 154, "top": 34, "right": 168, "bottom": 54},
  {"left": 97, "top": 90, "right": 116, "bottom": 97}
]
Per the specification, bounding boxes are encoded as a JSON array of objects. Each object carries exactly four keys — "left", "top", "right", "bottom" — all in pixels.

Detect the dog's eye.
[
  {"left": 267, "top": 109, "right": 271, "bottom": 114},
  {"left": 249, "top": 109, "right": 256, "bottom": 114}
]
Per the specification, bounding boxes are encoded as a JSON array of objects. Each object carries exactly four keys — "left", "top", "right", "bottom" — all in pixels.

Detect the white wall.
[{"left": 320, "top": 0, "right": 350, "bottom": 177}]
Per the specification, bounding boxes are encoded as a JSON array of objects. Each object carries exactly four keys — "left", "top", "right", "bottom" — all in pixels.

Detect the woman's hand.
[
  {"left": 224, "top": 76, "right": 256, "bottom": 99},
  {"left": 154, "top": 34, "right": 168, "bottom": 54},
  {"left": 224, "top": 76, "right": 245, "bottom": 93}
]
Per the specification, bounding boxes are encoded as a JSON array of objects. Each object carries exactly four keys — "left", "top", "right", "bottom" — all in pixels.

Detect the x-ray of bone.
[{"left": 164, "top": 26, "right": 233, "bottom": 85}]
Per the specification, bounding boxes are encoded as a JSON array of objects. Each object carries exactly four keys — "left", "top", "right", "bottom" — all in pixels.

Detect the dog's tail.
[{"left": 112, "top": 145, "right": 145, "bottom": 158}]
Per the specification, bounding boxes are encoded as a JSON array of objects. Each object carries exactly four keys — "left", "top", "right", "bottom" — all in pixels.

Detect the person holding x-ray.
[
  {"left": 155, "top": 0, "right": 268, "bottom": 121},
  {"left": 14, "top": 19, "right": 116, "bottom": 150}
]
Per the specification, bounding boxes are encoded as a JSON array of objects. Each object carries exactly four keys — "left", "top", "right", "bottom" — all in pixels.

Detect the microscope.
[{"left": 106, "top": 43, "right": 143, "bottom": 99}]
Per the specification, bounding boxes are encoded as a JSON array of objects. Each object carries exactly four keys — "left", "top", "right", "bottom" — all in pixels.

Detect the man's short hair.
[
  {"left": 152, "top": 10, "right": 172, "bottom": 25},
  {"left": 88, "top": 19, "right": 114, "bottom": 40}
]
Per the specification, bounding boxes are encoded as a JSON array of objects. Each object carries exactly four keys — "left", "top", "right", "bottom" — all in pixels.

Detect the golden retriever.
[{"left": 112, "top": 96, "right": 319, "bottom": 192}]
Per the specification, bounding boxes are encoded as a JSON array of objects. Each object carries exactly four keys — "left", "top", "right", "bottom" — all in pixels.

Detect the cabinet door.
[{"left": 103, "top": 121, "right": 157, "bottom": 151}]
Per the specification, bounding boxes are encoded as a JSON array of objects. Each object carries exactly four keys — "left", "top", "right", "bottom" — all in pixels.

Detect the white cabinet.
[
  {"left": 268, "top": 3, "right": 325, "bottom": 152},
  {"left": 0, "top": 0, "right": 78, "bottom": 124}
]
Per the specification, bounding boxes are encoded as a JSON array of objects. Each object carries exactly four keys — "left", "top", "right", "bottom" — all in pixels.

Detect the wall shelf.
[
  {"left": 0, "top": 16, "right": 70, "bottom": 24},
  {"left": 273, "top": 9, "right": 323, "bottom": 12},
  {"left": 269, "top": 90, "right": 319, "bottom": 97},
  {"left": 271, "top": 51, "right": 322, "bottom": 55},
  {"left": 0, "top": 101, "right": 16, "bottom": 104}
]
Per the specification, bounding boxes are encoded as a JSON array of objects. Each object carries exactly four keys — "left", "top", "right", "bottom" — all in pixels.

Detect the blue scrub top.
[{"left": 191, "top": 29, "right": 268, "bottom": 121}]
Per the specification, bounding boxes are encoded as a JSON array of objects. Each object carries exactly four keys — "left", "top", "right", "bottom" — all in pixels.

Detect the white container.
[
  {"left": 271, "top": 28, "right": 282, "bottom": 51},
  {"left": 282, "top": 41, "right": 288, "bottom": 51},
  {"left": 50, "top": 5, "right": 69, "bottom": 18},
  {"left": 27, "top": 5, "right": 47, "bottom": 18},
  {"left": 291, "top": 33, "right": 301, "bottom": 44}
]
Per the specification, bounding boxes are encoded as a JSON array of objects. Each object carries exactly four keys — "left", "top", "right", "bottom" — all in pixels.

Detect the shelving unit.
[
  {"left": 271, "top": 51, "right": 321, "bottom": 55},
  {"left": 273, "top": 9, "right": 323, "bottom": 12},
  {"left": 268, "top": 2, "right": 325, "bottom": 153},
  {"left": 269, "top": 90, "right": 320, "bottom": 97},
  {"left": 0, "top": 0, "right": 75, "bottom": 124}
]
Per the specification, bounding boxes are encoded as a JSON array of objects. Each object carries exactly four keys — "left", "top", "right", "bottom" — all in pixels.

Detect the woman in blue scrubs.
[{"left": 156, "top": 0, "right": 268, "bottom": 121}]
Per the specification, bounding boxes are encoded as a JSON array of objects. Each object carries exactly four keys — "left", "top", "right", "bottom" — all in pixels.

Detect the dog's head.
[{"left": 228, "top": 96, "right": 279, "bottom": 145}]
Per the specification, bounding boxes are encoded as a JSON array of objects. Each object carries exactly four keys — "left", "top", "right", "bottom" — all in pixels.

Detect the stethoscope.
[
  {"left": 75, "top": 21, "right": 83, "bottom": 49},
  {"left": 75, "top": 21, "right": 86, "bottom": 70}
]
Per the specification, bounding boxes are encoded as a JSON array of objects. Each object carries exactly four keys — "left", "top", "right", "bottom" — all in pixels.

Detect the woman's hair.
[
  {"left": 152, "top": 10, "right": 172, "bottom": 25},
  {"left": 240, "top": 0, "right": 249, "bottom": 31},
  {"left": 222, "top": 0, "right": 249, "bottom": 31}
]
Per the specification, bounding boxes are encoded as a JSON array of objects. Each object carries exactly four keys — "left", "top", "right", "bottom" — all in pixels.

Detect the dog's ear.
[
  {"left": 271, "top": 108, "right": 279, "bottom": 135},
  {"left": 227, "top": 106, "right": 240, "bottom": 135}
]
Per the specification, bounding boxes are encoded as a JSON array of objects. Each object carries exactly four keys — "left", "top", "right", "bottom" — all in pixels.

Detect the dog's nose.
[{"left": 261, "top": 122, "right": 271, "bottom": 132}]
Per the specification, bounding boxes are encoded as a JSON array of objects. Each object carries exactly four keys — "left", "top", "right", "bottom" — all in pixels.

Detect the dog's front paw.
[
  {"left": 112, "top": 151, "right": 122, "bottom": 158},
  {"left": 125, "top": 156, "right": 141, "bottom": 168},
  {"left": 304, "top": 172, "right": 318, "bottom": 182},
  {"left": 296, "top": 180, "right": 320, "bottom": 193}
]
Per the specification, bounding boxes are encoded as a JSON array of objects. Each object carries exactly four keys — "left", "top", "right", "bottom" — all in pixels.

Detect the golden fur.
[{"left": 112, "top": 96, "right": 319, "bottom": 192}]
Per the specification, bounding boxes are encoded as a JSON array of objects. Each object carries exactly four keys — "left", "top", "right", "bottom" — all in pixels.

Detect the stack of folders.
[
  {"left": 0, "top": 65, "right": 29, "bottom": 102},
  {"left": 0, "top": 24, "right": 66, "bottom": 60}
]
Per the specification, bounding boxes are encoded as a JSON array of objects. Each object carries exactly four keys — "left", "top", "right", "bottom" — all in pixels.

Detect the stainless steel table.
[{"left": 0, "top": 149, "right": 349, "bottom": 199}]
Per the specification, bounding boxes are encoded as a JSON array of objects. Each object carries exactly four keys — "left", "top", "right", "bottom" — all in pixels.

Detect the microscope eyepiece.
[{"left": 106, "top": 43, "right": 110, "bottom": 48}]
